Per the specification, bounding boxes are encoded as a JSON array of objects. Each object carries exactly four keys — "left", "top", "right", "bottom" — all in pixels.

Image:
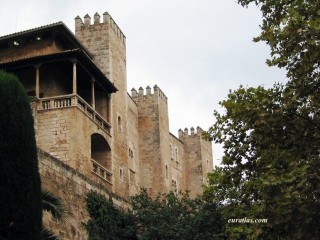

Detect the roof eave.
[
  {"left": 0, "top": 22, "right": 94, "bottom": 59},
  {"left": 0, "top": 49, "right": 117, "bottom": 93}
]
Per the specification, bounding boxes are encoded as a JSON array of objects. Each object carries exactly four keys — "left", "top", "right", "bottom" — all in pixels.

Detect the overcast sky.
[{"left": 0, "top": 0, "right": 287, "bottom": 166}]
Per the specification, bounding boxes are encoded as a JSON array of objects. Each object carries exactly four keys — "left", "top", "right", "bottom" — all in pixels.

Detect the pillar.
[
  {"left": 72, "top": 60, "right": 77, "bottom": 94},
  {"left": 91, "top": 78, "right": 95, "bottom": 109},
  {"left": 35, "top": 65, "right": 40, "bottom": 98},
  {"left": 107, "top": 93, "right": 111, "bottom": 122}
]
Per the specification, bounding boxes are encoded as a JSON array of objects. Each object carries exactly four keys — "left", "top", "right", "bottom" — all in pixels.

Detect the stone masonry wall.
[
  {"left": 168, "top": 133, "right": 185, "bottom": 193},
  {"left": 178, "top": 127, "right": 212, "bottom": 198},
  {"left": 131, "top": 86, "right": 169, "bottom": 197},
  {"left": 200, "top": 132, "right": 214, "bottom": 184},
  {"left": 39, "top": 149, "right": 128, "bottom": 240},
  {"left": 35, "top": 103, "right": 116, "bottom": 193},
  {"left": 75, "top": 12, "right": 130, "bottom": 200},
  {"left": 157, "top": 87, "right": 171, "bottom": 193},
  {"left": 37, "top": 107, "right": 111, "bottom": 168},
  {"left": 36, "top": 107, "right": 72, "bottom": 164},
  {"left": 127, "top": 94, "right": 140, "bottom": 196}
]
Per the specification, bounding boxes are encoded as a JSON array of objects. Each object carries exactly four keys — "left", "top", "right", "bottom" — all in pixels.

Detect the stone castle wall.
[
  {"left": 36, "top": 105, "right": 112, "bottom": 171},
  {"left": 127, "top": 94, "right": 140, "bottom": 196},
  {"left": 39, "top": 149, "right": 128, "bottom": 240},
  {"left": 200, "top": 132, "right": 214, "bottom": 184},
  {"left": 178, "top": 127, "right": 213, "bottom": 198},
  {"left": 168, "top": 133, "right": 185, "bottom": 193},
  {"left": 130, "top": 86, "right": 169, "bottom": 196}
]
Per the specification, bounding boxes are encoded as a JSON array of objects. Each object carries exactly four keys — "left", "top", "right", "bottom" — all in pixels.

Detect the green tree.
[
  {"left": 41, "top": 190, "right": 66, "bottom": 240},
  {"left": 131, "top": 189, "right": 224, "bottom": 240},
  {"left": 42, "top": 190, "right": 66, "bottom": 223},
  {"left": 237, "top": 0, "right": 320, "bottom": 83},
  {"left": 0, "top": 70, "right": 42, "bottom": 240},
  {"left": 84, "top": 191, "right": 137, "bottom": 240},
  {"left": 203, "top": 1, "right": 320, "bottom": 238},
  {"left": 84, "top": 190, "right": 224, "bottom": 240},
  {"left": 204, "top": 84, "right": 320, "bottom": 239},
  {"left": 237, "top": 1, "right": 320, "bottom": 136}
]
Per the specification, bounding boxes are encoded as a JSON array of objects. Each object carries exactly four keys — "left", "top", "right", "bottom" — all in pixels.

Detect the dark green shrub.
[{"left": 0, "top": 70, "right": 42, "bottom": 240}]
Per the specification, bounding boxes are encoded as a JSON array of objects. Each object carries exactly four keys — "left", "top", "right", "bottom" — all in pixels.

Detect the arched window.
[
  {"left": 170, "top": 144, "right": 173, "bottom": 160},
  {"left": 91, "top": 133, "right": 112, "bottom": 182}
]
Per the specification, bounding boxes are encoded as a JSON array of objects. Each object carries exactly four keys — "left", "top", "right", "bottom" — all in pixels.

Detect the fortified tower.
[
  {"left": 75, "top": 13, "right": 130, "bottom": 199},
  {"left": 131, "top": 86, "right": 170, "bottom": 196},
  {"left": 178, "top": 127, "right": 213, "bottom": 197}
]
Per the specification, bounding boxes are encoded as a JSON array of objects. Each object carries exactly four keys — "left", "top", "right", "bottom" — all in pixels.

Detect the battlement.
[
  {"left": 131, "top": 85, "right": 168, "bottom": 105},
  {"left": 75, "top": 11, "right": 126, "bottom": 44},
  {"left": 178, "top": 126, "right": 203, "bottom": 138}
]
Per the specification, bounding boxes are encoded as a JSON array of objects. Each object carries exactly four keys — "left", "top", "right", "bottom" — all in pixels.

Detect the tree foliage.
[
  {"left": 0, "top": 70, "right": 42, "bottom": 240},
  {"left": 238, "top": 0, "right": 320, "bottom": 84},
  {"left": 203, "top": 1, "right": 320, "bottom": 239},
  {"left": 131, "top": 189, "right": 224, "bottom": 240},
  {"left": 84, "top": 190, "right": 224, "bottom": 240},
  {"left": 42, "top": 190, "right": 67, "bottom": 240},
  {"left": 42, "top": 190, "right": 66, "bottom": 222},
  {"left": 204, "top": 84, "right": 320, "bottom": 239},
  {"left": 84, "top": 191, "right": 137, "bottom": 240}
]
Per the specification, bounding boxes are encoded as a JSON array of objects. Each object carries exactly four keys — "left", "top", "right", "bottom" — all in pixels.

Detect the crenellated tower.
[
  {"left": 178, "top": 127, "right": 213, "bottom": 197},
  {"left": 131, "top": 86, "right": 171, "bottom": 196},
  {"left": 75, "top": 12, "right": 129, "bottom": 199}
]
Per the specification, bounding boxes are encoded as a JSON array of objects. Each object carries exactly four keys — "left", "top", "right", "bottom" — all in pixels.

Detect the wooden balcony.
[{"left": 36, "top": 94, "right": 111, "bottom": 136}]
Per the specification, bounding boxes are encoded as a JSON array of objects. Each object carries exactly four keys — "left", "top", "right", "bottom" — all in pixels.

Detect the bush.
[{"left": 0, "top": 70, "right": 42, "bottom": 240}]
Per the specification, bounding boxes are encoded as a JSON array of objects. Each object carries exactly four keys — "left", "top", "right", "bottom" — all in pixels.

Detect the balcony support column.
[
  {"left": 107, "top": 93, "right": 111, "bottom": 122},
  {"left": 35, "top": 64, "right": 41, "bottom": 98},
  {"left": 91, "top": 78, "right": 95, "bottom": 110},
  {"left": 72, "top": 60, "right": 77, "bottom": 94}
]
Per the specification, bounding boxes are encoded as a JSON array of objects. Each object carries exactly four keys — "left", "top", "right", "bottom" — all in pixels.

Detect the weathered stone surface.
[
  {"left": 0, "top": 11, "right": 214, "bottom": 240},
  {"left": 39, "top": 149, "right": 128, "bottom": 240}
]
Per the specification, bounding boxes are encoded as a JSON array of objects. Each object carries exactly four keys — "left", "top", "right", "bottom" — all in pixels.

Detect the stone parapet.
[
  {"left": 75, "top": 12, "right": 126, "bottom": 44},
  {"left": 131, "top": 85, "right": 168, "bottom": 105},
  {"left": 178, "top": 126, "right": 203, "bottom": 138}
]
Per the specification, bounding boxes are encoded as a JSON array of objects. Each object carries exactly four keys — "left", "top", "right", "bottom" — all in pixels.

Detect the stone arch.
[{"left": 91, "top": 133, "right": 111, "bottom": 170}]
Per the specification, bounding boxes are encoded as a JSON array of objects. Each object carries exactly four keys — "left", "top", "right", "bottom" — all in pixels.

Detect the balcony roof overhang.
[
  {"left": 0, "top": 49, "right": 118, "bottom": 93},
  {"left": 0, "top": 22, "right": 93, "bottom": 59}
]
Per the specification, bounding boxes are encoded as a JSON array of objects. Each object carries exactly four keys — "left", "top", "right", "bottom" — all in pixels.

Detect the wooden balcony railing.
[
  {"left": 37, "top": 94, "right": 111, "bottom": 135},
  {"left": 91, "top": 158, "right": 112, "bottom": 184}
]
